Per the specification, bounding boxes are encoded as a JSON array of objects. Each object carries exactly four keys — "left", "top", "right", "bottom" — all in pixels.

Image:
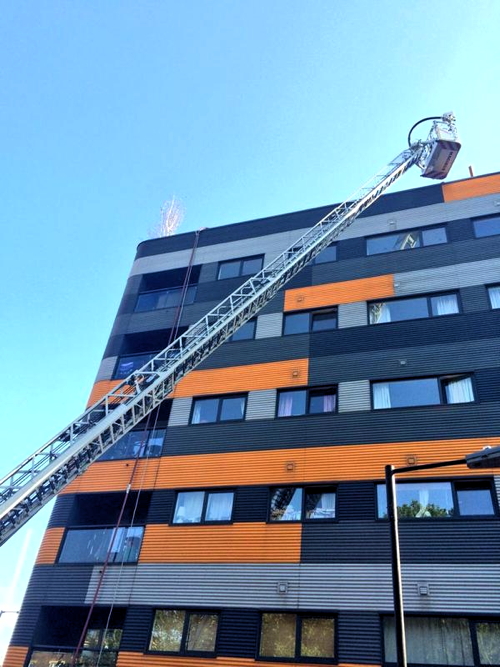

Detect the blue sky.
[{"left": 0, "top": 0, "right": 499, "bottom": 657}]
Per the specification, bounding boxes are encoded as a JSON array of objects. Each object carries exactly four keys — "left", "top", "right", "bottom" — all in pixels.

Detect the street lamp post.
[{"left": 385, "top": 445, "right": 500, "bottom": 667}]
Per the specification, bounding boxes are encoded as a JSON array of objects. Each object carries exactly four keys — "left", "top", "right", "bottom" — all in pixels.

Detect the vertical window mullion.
[
  {"left": 450, "top": 482, "right": 460, "bottom": 518},
  {"left": 469, "top": 620, "right": 482, "bottom": 667},
  {"left": 215, "top": 398, "right": 222, "bottom": 422},
  {"left": 296, "top": 615, "right": 302, "bottom": 659},
  {"left": 200, "top": 492, "right": 208, "bottom": 523},
  {"left": 179, "top": 611, "right": 189, "bottom": 654}
]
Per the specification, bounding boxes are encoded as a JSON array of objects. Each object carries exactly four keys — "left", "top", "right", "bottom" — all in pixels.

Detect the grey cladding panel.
[
  {"left": 395, "top": 257, "right": 500, "bottom": 296},
  {"left": 338, "top": 380, "right": 371, "bottom": 412},
  {"left": 22, "top": 565, "right": 93, "bottom": 606},
  {"left": 168, "top": 397, "right": 192, "bottom": 427},
  {"left": 94, "top": 356, "right": 118, "bottom": 382},
  {"left": 256, "top": 313, "right": 282, "bottom": 339},
  {"left": 338, "top": 302, "right": 367, "bottom": 329},
  {"left": 246, "top": 390, "right": 276, "bottom": 420}
]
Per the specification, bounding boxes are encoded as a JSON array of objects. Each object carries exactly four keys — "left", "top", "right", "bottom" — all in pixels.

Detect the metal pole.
[{"left": 385, "top": 464, "right": 407, "bottom": 667}]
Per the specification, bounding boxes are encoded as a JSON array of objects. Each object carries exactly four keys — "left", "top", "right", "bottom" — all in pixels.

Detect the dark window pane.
[
  {"left": 162, "top": 289, "right": 182, "bottom": 308},
  {"left": 474, "top": 215, "right": 500, "bottom": 238},
  {"left": 278, "top": 390, "right": 307, "bottom": 417},
  {"left": 305, "top": 489, "right": 336, "bottom": 519},
  {"left": 373, "top": 378, "right": 440, "bottom": 409},
  {"left": 367, "top": 231, "right": 420, "bottom": 255},
  {"left": 430, "top": 293, "right": 459, "bottom": 316},
  {"left": 386, "top": 297, "right": 429, "bottom": 323},
  {"left": 308, "top": 390, "right": 336, "bottom": 414},
  {"left": 192, "top": 398, "right": 219, "bottom": 424},
  {"left": 59, "top": 527, "right": 143, "bottom": 563},
  {"left": 205, "top": 492, "right": 234, "bottom": 521},
  {"left": 283, "top": 312, "right": 310, "bottom": 335},
  {"left": 99, "top": 429, "right": 165, "bottom": 461},
  {"left": 301, "top": 617, "right": 335, "bottom": 658},
  {"left": 218, "top": 260, "right": 240, "bottom": 279},
  {"left": 173, "top": 491, "right": 205, "bottom": 523},
  {"left": 422, "top": 226, "right": 447, "bottom": 245},
  {"left": 220, "top": 396, "right": 245, "bottom": 421},
  {"left": 135, "top": 292, "right": 160, "bottom": 312},
  {"left": 115, "top": 353, "right": 156, "bottom": 379},
  {"left": 313, "top": 245, "right": 337, "bottom": 264},
  {"left": 477, "top": 622, "right": 500, "bottom": 664},
  {"left": 184, "top": 285, "right": 197, "bottom": 304},
  {"left": 456, "top": 485, "right": 494, "bottom": 516},
  {"left": 260, "top": 613, "right": 296, "bottom": 658},
  {"left": 186, "top": 613, "right": 218, "bottom": 653},
  {"left": 149, "top": 610, "right": 185, "bottom": 652},
  {"left": 242, "top": 257, "right": 263, "bottom": 275},
  {"left": 488, "top": 286, "right": 500, "bottom": 309},
  {"left": 311, "top": 310, "right": 337, "bottom": 331},
  {"left": 230, "top": 320, "right": 256, "bottom": 341},
  {"left": 270, "top": 488, "right": 303, "bottom": 521}
]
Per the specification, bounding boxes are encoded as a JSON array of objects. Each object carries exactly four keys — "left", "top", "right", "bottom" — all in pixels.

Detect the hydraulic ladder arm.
[{"left": 0, "top": 113, "right": 460, "bottom": 547}]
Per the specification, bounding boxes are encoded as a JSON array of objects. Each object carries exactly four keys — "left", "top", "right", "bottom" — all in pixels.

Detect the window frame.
[
  {"left": 171, "top": 488, "right": 235, "bottom": 525},
  {"left": 487, "top": 284, "right": 500, "bottom": 310},
  {"left": 134, "top": 284, "right": 197, "bottom": 312},
  {"left": 376, "top": 477, "right": 497, "bottom": 521},
  {"left": 190, "top": 393, "right": 248, "bottom": 425},
  {"left": 368, "top": 291, "right": 461, "bottom": 325},
  {"left": 57, "top": 524, "right": 145, "bottom": 565},
  {"left": 371, "top": 374, "right": 476, "bottom": 411},
  {"left": 113, "top": 351, "right": 158, "bottom": 379},
  {"left": 258, "top": 610, "right": 338, "bottom": 663},
  {"left": 366, "top": 225, "right": 448, "bottom": 256},
  {"left": 217, "top": 254, "right": 264, "bottom": 280},
  {"left": 98, "top": 428, "right": 165, "bottom": 461},
  {"left": 268, "top": 485, "right": 337, "bottom": 523},
  {"left": 276, "top": 386, "right": 337, "bottom": 418},
  {"left": 148, "top": 608, "right": 220, "bottom": 657},
  {"left": 283, "top": 308, "right": 338, "bottom": 336}
]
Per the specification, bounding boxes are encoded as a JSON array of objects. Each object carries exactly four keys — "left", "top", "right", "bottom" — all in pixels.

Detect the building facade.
[{"left": 6, "top": 172, "right": 500, "bottom": 667}]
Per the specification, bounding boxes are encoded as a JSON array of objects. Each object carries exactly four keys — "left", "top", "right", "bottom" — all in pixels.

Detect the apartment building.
[{"left": 6, "top": 172, "right": 500, "bottom": 667}]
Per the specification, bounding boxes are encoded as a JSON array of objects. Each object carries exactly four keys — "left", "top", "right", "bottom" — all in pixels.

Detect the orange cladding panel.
[
  {"left": 87, "top": 380, "right": 121, "bottom": 406},
  {"left": 139, "top": 522, "right": 301, "bottom": 563},
  {"left": 172, "top": 358, "right": 309, "bottom": 397},
  {"left": 442, "top": 174, "right": 500, "bottom": 202},
  {"left": 35, "top": 527, "right": 65, "bottom": 564},
  {"left": 117, "top": 652, "right": 375, "bottom": 667},
  {"left": 62, "top": 458, "right": 161, "bottom": 494},
  {"left": 3, "top": 646, "right": 29, "bottom": 667},
  {"left": 284, "top": 275, "right": 394, "bottom": 311}
]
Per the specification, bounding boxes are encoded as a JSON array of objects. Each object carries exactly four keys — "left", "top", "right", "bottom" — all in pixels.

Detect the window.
[
  {"left": 270, "top": 487, "right": 336, "bottom": 521},
  {"left": 372, "top": 375, "right": 475, "bottom": 409},
  {"left": 135, "top": 285, "right": 196, "bottom": 312},
  {"left": 114, "top": 352, "right": 157, "bottom": 379},
  {"left": 259, "top": 612, "right": 336, "bottom": 661},
  {"left": 312, "top": 244, "right": 337, "bottom": 264},
  {"left": 473, "top": 215, "right": 500, "bottom": 238},
  {"left": 29, "top": 629, "right": 122, "bottom": 667},
  {"left": 383, "top": 616, "right": 500, "bottom": 666},
  {"left": 173, "top": 490, "right": 234, "bottom": 523},
  {"left": 191, "top": 394, "right": 246, "bottom": 424},
  {"left": 149, "top": 609, "right": 219, "bottom": 655},
  {"left": 228, "top": 318, "right": 256, "bottom": 341},
  {"left": 58, "top": 526, "right": 144, "bottom": 564},
  {"left": 98, "top": 429, "right": 165, "bottom": 461},
  {"left": 366, "top": 226, "right": 447, "bottom": 255},
  {"left": 377, "top": 479, "right": 495, "bottom": 519},
  {"left": 488, "top": 285, "right": 500, "bottom": 309},
  {"left": 283, "top": 308, "right": 337, "bottom": 335},
  {"left": 369, "top": 292, "right": 459, "bottom": 324},
  {"left": 217, "top": 255, "right": 263, "bottom": 280},
  {"left": 277, "top": 387, "right": 336, "bottom": 417}
]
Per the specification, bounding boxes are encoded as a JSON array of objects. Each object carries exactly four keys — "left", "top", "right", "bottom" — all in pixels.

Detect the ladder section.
[{"left": 0, "top": 146, "right": 420, "bottom": 547}]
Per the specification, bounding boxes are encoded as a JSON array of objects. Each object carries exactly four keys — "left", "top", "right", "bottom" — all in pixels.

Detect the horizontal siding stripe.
[
  {"left": 139, "top": 523, "right": 301, "bottom": 563},
  {"left": 3, "top": 646, "right": 29, "bottom": 667},
  {"left": 338, "top": 301, "right": 367, "bottom": 328},
  {"left": 338, "top": 380, "right": 371, "bottom": 412},
  {"left": 117, "top": 652, "right": 371, "bottom": 667},
  {"left": 442, "top": 174, "right": 500, "bottom": 202},
  {"left": 35, "top": 527, "right": 64, "bottom": 564},
  {"left": 87, "top": 379, "right": 122, "bottom": 406},
  {"left": 172, "top": 359, "right": 309, "bottom": 398},
  {"left": 245, "top": 389, "right": 277, "bottom": 420},
  {"left": 255, "top": 312, "right": 282, "bottom": 338},
  {"left": 62, "top": 458, "right": 161, "bottom": 494},
  {"left": 168, "top": 397, "right": 193, "bottom": 427},
  {"left": 284, "top": 275, "right": 394, "bottom": 311}
]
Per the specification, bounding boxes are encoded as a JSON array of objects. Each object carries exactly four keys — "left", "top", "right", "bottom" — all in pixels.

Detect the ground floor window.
[
  {"left": 149, "top": 609, "right": 219, "bottom": 655},
  {"left": 259, "top": 612, "right": 336, "bottom": 661},
  {"left": 29, "top": 628, "right": 122, "bottom": 666}
]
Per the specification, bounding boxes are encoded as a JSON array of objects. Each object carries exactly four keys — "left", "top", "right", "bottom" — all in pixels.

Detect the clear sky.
[{"left": 0, "top": 0, "right": 499, "bottom": 658}]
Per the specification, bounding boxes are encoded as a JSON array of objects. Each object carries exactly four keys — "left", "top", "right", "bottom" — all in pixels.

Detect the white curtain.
[
  {"left": 445, "top": 377, "right": 474, "bottom": 404},
  {"left": 489, "top": 286, "right": 500, "bottom": 309},
  {"left": 370, "top": 303, "right": 392, "bottom": 324},
  {"left": 278, "top": 394, "right": 294, "bottom": 417},
  {"left": 373, "top": 383, "right": 391, "bottom": 409},
  {"left": 433, "top": 294, "right": 458, "bottom": 315},
  {"left": 206, "top": 493, "right": 234, "bottom": 521},
  {"left": 415, "top": 488, "right": 430, "bottom": 517},
  {"left": 174, "top": 491, "right": 204, "bottom": 522}
]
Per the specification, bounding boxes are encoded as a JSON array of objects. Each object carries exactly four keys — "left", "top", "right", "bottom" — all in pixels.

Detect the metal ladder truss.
[{"left": 1, "top": 122, "right": 451, "bottom": 546}]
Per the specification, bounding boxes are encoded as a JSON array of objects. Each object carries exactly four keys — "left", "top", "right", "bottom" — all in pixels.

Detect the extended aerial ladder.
[{"left": 0, "top": 113, "right": 461, "bottom": 547}]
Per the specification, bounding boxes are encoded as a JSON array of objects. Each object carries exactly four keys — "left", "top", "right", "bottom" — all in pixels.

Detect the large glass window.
[
  {"left": 284, "top": 308, "right": 337, "bottom": 335},
  {"left": 312, "top": 243, "right": 337, "bottom": 264},
  {"left": 473, "top": 215, "right": 500, "bottom": 238},
  {"left": 190, "top": 395, "right": 246, "bottom": 424},
  {"left": 173, "top": 490, "right": 234, "bottom": 523},
  {"left": 99, "top": 429, "right": 165, "bottom": 461},
  {"left": 217, "top": 255, "right": 263, "bottom": 280},
  {"left": 29, "top": 628, "right": 122, "bottom": 667},
  {"left": 270, "top": 487, "right": 336, "bottom": 522},
  {"left": 58, "top": 526, "right": 144, "bottom": 564},
  {"left": 135, "top": 285, "right": 196, "bottom": 312},
  {"left": 114, "top": 352, "right": 157, "bottom": 379},
  {"left": 259, "top": 613, "right": 335, "bottom": 660},
  {"left": 228, "top": 319, "right": 256, "bottom": 341},
  {"left": 377, "top": 480, "right": 495, "bottom": 519},
  {"left": 149, "top": 609, "right": 218, "bottom": 655},
  {"left": 367, "top": 226, "right": 447, "bottom": 255},
  {"left": 369, "top": 292, "right": 459, "bottom": 324},
  {"left": 372, "top": 375, "right": 474, "bottom": 409},
  {"left": 277, "top": 387, "right": 336, "bottom": 417},
  {"left": 488, "top": 285, "right": 500, "bottom": 309}
]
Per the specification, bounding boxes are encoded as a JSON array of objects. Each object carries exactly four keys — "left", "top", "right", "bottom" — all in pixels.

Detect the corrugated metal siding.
[
  {"left": 232, "top": 486, "right": 269, "bottom": 522},
  {"left": 337, "top": 483, "right": 376, "bottom": 520},
  {"left": 95, "top": 356, "right": 119, "bottom": 382},
  {"left": 35, "top": 528, "right": 64, "bottom": 564},
  {"left": 2, "top": 646, "right": 29, "bottom": 667},
  {"left": 338, "top": 612, "right": 382, "bottom": 664},
  {"left": 218, "top": 608, "right": 260, "bottom": 658},
  {"left": 443, "top": 174, "right": 500, "bottom": 201},
  {"left": 147, "top": 489, "right": 175, "bottom": 524},
  {"left": 284, "top": 275, "right": 394, "bottom": 311},
  {"left": 198, "top": 336, "right": 308, "bottom": 371},
  {"left": 116, "top": 651, "right": 371, "bottom": 667},
  {"left": 139, "top": 523, "right": 301, "bottom": 563},
  {"left": 120, "top": 606, "right": 152, "bottom": 653},
  {"left": 47, "top": 495, "right": 74, "bottom": 528},
  {"left": 246, "top": 390, "right": 276, "bottom": 420},
  {"left": 394, "top": 257, "right": 500, "bottom": 295},
  {"left": 62, "top": 458, "right": 161, "bottom": 494},
  {"left": 255, "top": 313, "right": 282, "bottom": 339},
  {"left": 495, "top": 475, "right": 500, "bottom": 505},
  {"left": 10, "top": 604, "right": 41, "bottom": 646},
  {"left": 338, "top": 380, "right": 371, "bottom": 413},
  {"left": 23, "top": 565, "right": 92, "bottom": 606},
  {"left": 460, "top": 285, "right": 490, "bottom": 313},
  {"left": 168, "top": 397, "right": 192, "bottom": 427},
  {"left": 338, "top": 302, "right": 367, "bottom": 328}
]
